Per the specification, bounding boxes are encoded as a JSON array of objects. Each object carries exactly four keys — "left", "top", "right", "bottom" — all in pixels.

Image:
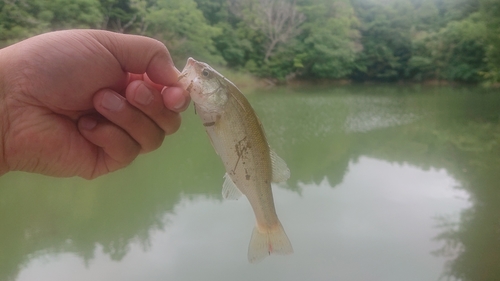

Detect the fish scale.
[
  {"left": 179, "top": 57, "right": 293, "bottom": 263},
  {"left": 211, "top": 91, "right": 276, "bottom": 224}
]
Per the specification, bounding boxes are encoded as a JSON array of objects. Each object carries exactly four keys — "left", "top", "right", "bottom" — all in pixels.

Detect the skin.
[
  {"left": 0, "top": 30, "right": 190, "bottom": 179},
  {"left": 179, "top": 59, "right": 292, "bottom": 262},
  {"left": 180, "top": 60, "right": 279, "bottom": 227}
]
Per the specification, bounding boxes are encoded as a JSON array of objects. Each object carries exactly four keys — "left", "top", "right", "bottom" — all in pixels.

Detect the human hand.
[{"left": 0, "top": 30, "right": 189, "bottom": 179}]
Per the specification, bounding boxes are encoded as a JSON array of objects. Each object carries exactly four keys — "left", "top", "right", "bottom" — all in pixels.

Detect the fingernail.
[
  {"left": 173, "top": 96, "right": 187, "bottom": 110},
  {"left": 102, "top": 91, "right": 124, "bottom": 111},
  {"left": 80, "top": 117, "right": 97, "bottom": 130},
  {"left": 135, "top": 84, "right": 154, "bottom": 105}
]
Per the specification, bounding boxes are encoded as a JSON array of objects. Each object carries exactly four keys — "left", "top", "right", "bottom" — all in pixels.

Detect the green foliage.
[
  {"left": 0, "top": 0, "right": 499, "bottom": 84},
  {"left": 414, "top": 0, "right": 439, "bottom": 31},
  {"left": 0, "top": 0, "right": 102, "bottom": 47},
  {"left": 193, "top": 0, "right": 254, "bottom": 68},
  {"left": 0, "top": 1, "right": 40, "bottom": 46},
  {"left": 442, "top": 0, "right": 480, "bottom": 21},
  {"left": 297, "top": 0, "right": 361, "bottom": 79},
  {"left": 443, "top": 20, "right": 487, "bottom": 82},
  {"left": 352, "top": 0, "right": 413, "bottom": 81},
  {"left": 213, "top": 22, "right": 253, "bottom": 68},
  {"left": 100, "top": 0, "right": 139, "bottom": 32},
  {"left": 144, "top": 0, "right": 223, "bottom": 65},
  {"left": 45, "top": 0, "right": 103, "bottom": 28},
  {"left": 479, "top": 0, "right": 500, "bottom": 84},
  {"left": 193, "top": 0, "right": 229, "bottom": 25},
  {"left": 409, "top": 12, "right": 487, "bottom": 82}
]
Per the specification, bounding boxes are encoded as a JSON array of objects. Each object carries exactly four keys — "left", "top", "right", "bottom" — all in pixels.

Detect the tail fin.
[{"left": 248, "top": 222, "right": 293, "bottom": 263}]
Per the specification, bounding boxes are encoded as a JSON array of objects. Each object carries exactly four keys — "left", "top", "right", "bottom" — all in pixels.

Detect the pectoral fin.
[
  {"left": 270, "top": 150, "right": 290, "bottom": 183},
  {"left": 222, "top": 173, "right": 243, "bottom": 200}
]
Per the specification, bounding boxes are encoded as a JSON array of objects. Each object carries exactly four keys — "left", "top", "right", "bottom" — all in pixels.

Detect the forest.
[{"left": 0, "top": 0, "right": 499, "bottom": 84}]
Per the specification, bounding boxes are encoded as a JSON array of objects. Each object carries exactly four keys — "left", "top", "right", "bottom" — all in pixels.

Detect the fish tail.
[{"left": 247, "top": 221, "right": 293, "bottom": 263}]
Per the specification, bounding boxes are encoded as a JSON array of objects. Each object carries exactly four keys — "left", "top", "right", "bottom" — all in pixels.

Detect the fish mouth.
[
  {"left": 177, "top": 57, "right": 196, "bottom": 82},
  {"left": 187, "top": 57, "right": 196, "bottom": 66}
]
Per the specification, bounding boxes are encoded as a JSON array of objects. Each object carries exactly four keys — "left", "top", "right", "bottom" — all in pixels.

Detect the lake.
[{"left": 1, "top": 85, "right": 499, "bottom": 281}]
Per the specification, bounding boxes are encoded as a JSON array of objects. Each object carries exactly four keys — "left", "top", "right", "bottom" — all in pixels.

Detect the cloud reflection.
[{"left": 16, "top": 157, "right": 470, "bottom": 281}]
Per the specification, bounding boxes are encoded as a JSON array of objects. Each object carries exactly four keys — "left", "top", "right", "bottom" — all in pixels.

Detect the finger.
[
  {"left": 125, "top": 80, "right": 183, "bottom": 134},
  {"left": 128, "top": 73, "right": 164, "bottom": 92},
  {"left": 94, "top": 89, "right": 168, "bottom": 153},
  {"left": 161, "top": 86, "right": 191, "bottom": 113},
  {"left": 78, "top": 116, "right": 141, "bottom": 178},
  {"left": 89, "top": 30, "right": 180, "bottom": 86}
]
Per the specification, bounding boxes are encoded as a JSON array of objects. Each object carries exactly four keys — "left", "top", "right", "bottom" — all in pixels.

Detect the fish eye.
[{"left": 201, "top": 69, "right": 210, "bottom": 78}]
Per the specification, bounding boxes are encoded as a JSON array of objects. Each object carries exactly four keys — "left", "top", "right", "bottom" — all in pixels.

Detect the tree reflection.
[
  {"left": 0, "top": 85, "right": 499, "bottom": 281},
  {"left": 257, "top": 85, "right": 500, "bottom": 281},
  {"left": 431, "top": 120, "right": 500, "bottom": 281},
  {"left": 0, "top": 116, "right": 224, "bottom": 281},
  {"left": 340, "top": 87, "right": 500, "bottom": 281}
]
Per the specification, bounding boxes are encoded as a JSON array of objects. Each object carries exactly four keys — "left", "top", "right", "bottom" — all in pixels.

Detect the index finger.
[{"left": 89, "top": 30, "right": 179, "bottom": 86}]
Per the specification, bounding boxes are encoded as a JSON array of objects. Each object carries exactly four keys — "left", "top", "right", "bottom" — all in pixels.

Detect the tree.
[
  {"left": 194, "top": 0, "right": 229, "bottom": 25},
  {"left": 0, "top": 0, "right": 41, "bottom": 46},
  {"left": 414, "top": 0, "right": 439, "bottom": 31},
  {"left": 232, "top": 0, "right": 305, "bottom": 62},
  {"left": 99, "top": 0, "right": 138, "bottom": 32},
  {"left": 442, "top": 0, "right": 480, "bottom": 21},
  {"left": 409, "top": 12, "right": 487, "bottom": 82},
  {"left": 43, "top": 0, "right": 102, "bottom": 29},
  {"left": 257, "top": 0, "right": 305, "bottom": 61},
  {"left": 441, "top": 14, "right": 487, "bottom": 82},
  {"left": 144, "top": 0, "right": 222, "bottom": 65},
  {"left": 352, "top": 0, "right": 413, "bottom": 81},
  {"left": 194, "top": 0, "right": 252, "bottom": 68},
  {"left": 479, "top": 0, "right": 500, "bottom": 84},
  {"left": 298, "top": 0, "right": 362, "bottom": 79},
  {"left": 0, "top": 0, "right": 102, "bottom": 47},
  {"left": 0, "top": 0, "right": 498, "bottom": 83}
]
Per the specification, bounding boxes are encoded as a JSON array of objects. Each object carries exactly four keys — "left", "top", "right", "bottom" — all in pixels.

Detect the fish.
[{"left": 178, "top": 57, "right": 293, "bottom": 263}]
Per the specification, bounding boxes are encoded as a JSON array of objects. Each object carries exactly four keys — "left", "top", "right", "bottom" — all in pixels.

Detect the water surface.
[{"left": 1, "top": 85, "right": 499, "bottom": 281}]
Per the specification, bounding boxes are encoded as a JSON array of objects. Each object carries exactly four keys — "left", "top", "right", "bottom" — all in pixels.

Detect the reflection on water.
[
  {"left": 15, "top": 157, "right": 469, "bottom": 281},
  {"left": 343, "top": 95, "right": 424, "bottom": 133},
  {"left": 1, "top": 85, "right": 499, "bottom": 281}
]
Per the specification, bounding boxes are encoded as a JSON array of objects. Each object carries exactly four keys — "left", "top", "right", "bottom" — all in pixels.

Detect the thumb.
[{"left": 89, "top": 30, "right": 179, "bottom": 86}]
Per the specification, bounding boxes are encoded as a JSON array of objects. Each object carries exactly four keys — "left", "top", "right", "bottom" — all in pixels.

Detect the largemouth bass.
[{"left": 178, "top": 58, "right": 293, "bottom": 263}]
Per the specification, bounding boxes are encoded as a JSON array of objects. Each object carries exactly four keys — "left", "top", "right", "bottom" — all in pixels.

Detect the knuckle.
[
  {"left": 140, "top": 127, "right": 165, "bottom": 153},
  {"left": 163, "top": 113, "right": 181, "bottom": 135}
]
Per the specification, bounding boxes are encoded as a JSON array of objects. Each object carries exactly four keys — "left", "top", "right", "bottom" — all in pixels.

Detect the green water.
[{"left": 1, "top": 85, "right": 499, "bottom": 281}]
